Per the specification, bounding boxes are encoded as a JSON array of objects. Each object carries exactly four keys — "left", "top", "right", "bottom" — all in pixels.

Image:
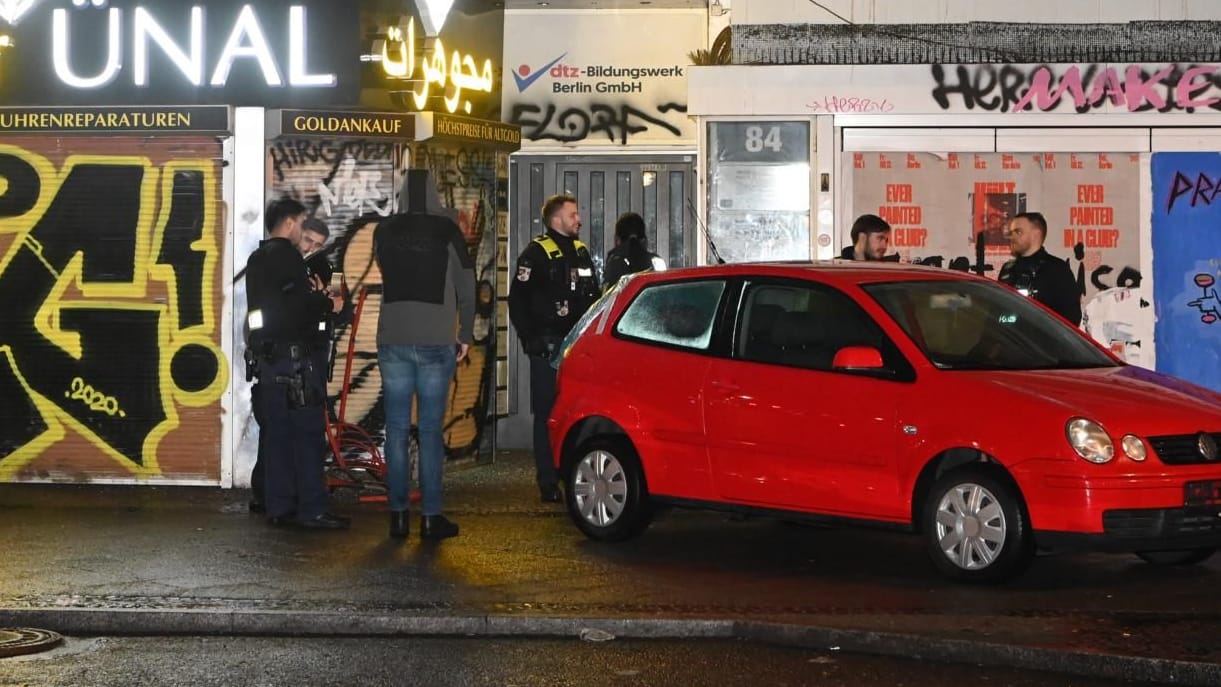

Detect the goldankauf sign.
[{"left": 0, "top": 0, "right": 360, "bottom": 106}]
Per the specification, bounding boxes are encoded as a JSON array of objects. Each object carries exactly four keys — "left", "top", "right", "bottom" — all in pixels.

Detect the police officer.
[
  {"left": 248, "top": 215, "right": 334, "bottom": 515},
  {"left": 509, "top": 193, "right": 601, "bottom": 503},
  {"left": 603, "top": 211, "right": 666, "bottom": 291},
  {"left": 999, "top": 212, "right": 1082, "bottom": 326},
  {"left": 246, "top": 198, "right": 349, "bottom": 530}
]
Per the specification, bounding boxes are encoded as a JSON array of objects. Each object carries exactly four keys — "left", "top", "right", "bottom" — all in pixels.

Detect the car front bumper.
[{"left": 1036, "top": 506, "right": 1221, "bottom": 553}]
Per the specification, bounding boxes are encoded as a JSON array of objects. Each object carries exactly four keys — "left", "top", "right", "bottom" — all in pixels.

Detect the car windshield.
[{"left": 862, "top": 279, "right": 1117, "bottom": 371}]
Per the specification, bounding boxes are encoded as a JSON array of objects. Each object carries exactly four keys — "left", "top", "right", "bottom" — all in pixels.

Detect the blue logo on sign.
[{"left": 513, "top": 53, "right": 566, "bottom": 92}]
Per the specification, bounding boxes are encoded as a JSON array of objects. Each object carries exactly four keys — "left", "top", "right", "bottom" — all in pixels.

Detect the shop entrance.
[{"left": 499, "top": 154, "right": 697, "bottom": 448}]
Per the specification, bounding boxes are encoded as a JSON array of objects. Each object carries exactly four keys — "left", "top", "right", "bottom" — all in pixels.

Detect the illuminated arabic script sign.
[{"left": 377, "top": 16, "right": 493, "bottom": 114}]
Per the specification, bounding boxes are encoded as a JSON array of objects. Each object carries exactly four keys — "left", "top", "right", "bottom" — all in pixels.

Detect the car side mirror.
[{"left": 833, "top": 345, "right": 885, "bottom": 370}]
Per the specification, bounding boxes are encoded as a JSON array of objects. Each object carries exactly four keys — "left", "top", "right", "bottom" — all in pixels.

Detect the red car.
[{"left": 548, "top": 262, "right": 1221, "bottom": 582}]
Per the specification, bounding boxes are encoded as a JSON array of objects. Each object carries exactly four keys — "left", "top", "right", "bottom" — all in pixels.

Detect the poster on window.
[
  {"left": 1151, "top": 152, "right": 1221, "bottom": 394},
  {"left": 851, "top": 153, "right": 1139, "bottom": 297}
]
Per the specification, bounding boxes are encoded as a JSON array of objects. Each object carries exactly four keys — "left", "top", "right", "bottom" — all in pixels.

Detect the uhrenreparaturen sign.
[{"left": 0, "top": 0, "right": 360, "bottom": 107}]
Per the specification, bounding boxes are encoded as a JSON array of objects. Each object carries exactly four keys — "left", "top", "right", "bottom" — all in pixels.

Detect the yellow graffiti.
[
  {"left": 0, "top": 145, "right": 226, "bottom": 479},
  {"left": 66, "top": 376, "right": 127, "bottom": 418}
]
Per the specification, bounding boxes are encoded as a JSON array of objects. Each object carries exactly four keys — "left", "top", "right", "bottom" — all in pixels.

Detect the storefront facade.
[
  {"left": 688, "top": 8, "right": 1221, "bottom": 397},
  {"left": 497, "top": 5, "right": 708, "bottom": 447},
  {"left": 0, "top": 0, "right": 513, "bottom": 486}
]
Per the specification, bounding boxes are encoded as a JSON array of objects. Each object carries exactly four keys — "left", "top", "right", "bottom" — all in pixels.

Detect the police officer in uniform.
[
  {"left": 998, "top": 211, "right": 1082, "bottom": 326},
  {"left": 509, "top": 193, "right": 601, "bottom": 502},
  {"left": 603, "top": 211, "right": 666, "bottom": 291},
  {"left": 249, "top": 216, "right": 334, "bottom": 515},
  {"left": 246, "top": 198, "right": 349, "bottom": 529}
]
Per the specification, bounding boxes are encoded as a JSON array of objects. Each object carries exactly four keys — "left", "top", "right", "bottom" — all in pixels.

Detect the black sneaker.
[
  {"left": 420, "top": 514, "right": 459, "bottom": 540},
  {"left": 540, "top": 485, "right": 562, "bottom": 503},
  {"left": 296, "top": 513, "right": 351, "bottom": 530},
  {"left": 249, "top": 500, "right": 266, "bottom": 514}
]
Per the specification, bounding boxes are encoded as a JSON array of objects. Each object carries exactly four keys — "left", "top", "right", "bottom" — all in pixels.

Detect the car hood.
[{"left": 970, "top": 366, "right": 1221, "bottom": 432}]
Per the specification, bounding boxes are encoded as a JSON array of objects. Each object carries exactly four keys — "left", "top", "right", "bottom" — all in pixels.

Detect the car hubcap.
[
  {"left": 934, "top": 482, "right": 1007, "bottom": 570},
  {"left": 572, "top": 449, "right": 628, "bottom": 527}
]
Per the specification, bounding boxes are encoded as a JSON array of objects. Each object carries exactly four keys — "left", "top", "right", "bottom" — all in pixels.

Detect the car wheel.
[
  {"left": 566, "top": 436, "right": 651, "bottom": 542},
  {"left": 1135, "top": 548, "right": 1216, "bottom": 566},
  {"left": 922, "top": 466, "right": 1033, "bottom": 583}
]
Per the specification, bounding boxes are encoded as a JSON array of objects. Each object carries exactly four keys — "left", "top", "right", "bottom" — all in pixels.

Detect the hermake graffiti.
[
  {"left": 0, "top": 143, "right": 226, "bottom": 480},
  {"left": 930, "top": 63, "right": 1221, "bottom": 114}
]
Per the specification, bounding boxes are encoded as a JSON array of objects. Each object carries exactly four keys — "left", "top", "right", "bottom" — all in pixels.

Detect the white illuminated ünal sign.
[
  {"left": 414, "top": 0, "right": 454, "bottom": 36},
  {"left": 50, "top": 3, "right": 336, "bottom": 90},
  {"left": 379, "top": 16, "right": 493, "bottom": 114},
  {"left": 288, "top": 6, "right": 335, "bottom": 86},
  {"left": 0, "top": 0, "right": 40, "bottom": 27},
  {"left": 210, "top": 5, "right": 281, "bottom": 86},
  {"left": 53, "top": 8, "right": 121, "bottom": 88},
  {"left": 134, "top": 6, "right": 203, "bottom": 86}
]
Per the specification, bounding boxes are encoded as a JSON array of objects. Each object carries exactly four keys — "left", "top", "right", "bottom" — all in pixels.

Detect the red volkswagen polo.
[{"left": 548, "top": 262, "right": 1221, "bottom": 582}]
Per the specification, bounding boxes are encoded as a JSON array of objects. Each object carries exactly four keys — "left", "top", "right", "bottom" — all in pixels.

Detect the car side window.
[
  {"left": 615, "top": 280, "right": 726, "bottom": 350},
  {"left": 738, "top": 282, "right": 887, "bottom": 372}
]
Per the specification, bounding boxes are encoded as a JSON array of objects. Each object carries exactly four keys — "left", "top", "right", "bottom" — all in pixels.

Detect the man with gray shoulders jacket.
[{"left": 374, "top": 170, "right": 475, "bottom": 541}]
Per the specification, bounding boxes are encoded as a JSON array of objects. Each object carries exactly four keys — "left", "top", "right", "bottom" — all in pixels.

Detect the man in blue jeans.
[{"left": 374, "top": 170, "right": 475, "bottom": 540}]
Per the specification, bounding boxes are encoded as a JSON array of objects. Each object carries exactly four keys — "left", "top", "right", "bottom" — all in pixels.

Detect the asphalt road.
[{"left": 0, "top": 637, "right": 1170, "bottom": 687}]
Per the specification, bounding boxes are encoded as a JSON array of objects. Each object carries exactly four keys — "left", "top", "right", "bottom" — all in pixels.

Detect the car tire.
[
  {"left": 922, "top": 466, "right": 1034, "bottom": 583},
  {"left": 566, "top": 436, "right": 651, "bottom": 542},
  {"left": 1135, "top": 548, "right": 1216, "bottom": 566}
]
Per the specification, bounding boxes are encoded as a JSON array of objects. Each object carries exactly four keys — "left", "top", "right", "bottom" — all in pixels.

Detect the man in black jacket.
[
  {"left": 246, "top": 198, "right": 348, "bottom": 530},
  {"left": 840, "top": 214, "right": 900, "bottom": 262},
  {"left": 998, "top": 212, "right": 1082, "bottom": 326},
  {"left": 509, "top": 193, "right": 601, "bottom": 502}
]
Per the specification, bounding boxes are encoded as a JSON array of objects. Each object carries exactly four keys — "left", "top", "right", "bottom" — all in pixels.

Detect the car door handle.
[{"left": 709, "top": 379, "right": 740, "bottom": 392}]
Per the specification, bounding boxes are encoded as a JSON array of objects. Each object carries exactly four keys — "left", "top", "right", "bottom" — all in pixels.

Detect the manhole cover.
[{"left": 0, "top": 628, "right": 63, "bottom": 658}]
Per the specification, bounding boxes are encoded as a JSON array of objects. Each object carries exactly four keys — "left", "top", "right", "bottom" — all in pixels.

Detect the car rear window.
[{"left": 615, "top": 280, "right": 726, "bottom": 350}]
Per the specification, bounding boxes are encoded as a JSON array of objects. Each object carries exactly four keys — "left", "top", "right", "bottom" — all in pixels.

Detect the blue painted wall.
[{"left": 1151, "top": 152, "right": 1221, "bottom": 394}]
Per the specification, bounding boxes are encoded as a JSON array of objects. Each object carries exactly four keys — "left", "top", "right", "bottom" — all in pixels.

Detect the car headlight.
[
  {"left": 1066, "top": 418, "right": 1115, "bottom": 464},
  {"left": 1121, "top": 434, "right": 1147, "bottom": 462}
]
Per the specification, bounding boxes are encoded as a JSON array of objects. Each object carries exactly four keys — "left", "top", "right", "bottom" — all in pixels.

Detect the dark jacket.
[
  {"left": 508, "top": 229, "right": 600, "bottom": 356},
  {"left": 999, "top": 247, "right": 1082, "bottom": 325},
  {"left": 603, "top": 240, "right": 662, "bottom": 290},
  {"left": 245, "top": 237, "right": 332, "bottom": 348},
  {"left": 373, "top": 211, "right": 476, "bottom": 346},
  {"left": 839, "top": 245, "right": 901, "bottom": 261}
]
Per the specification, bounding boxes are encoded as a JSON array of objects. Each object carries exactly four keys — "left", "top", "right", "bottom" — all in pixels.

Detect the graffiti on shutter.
[{"left": 0, "top": 137, "right": 226, "bottom": 482}]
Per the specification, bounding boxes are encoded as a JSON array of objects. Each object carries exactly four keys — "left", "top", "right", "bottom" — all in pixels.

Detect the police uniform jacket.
[
  {"left": 246, "top": 237, "right": 333, "bottom": 350},
  {"left": 603, "top": 242, "right": 663, "bottom": 290},
  {"left": 509, "top": 229, "right": 600, "bottom": 355},
  {"left": 999, "top": 246, "right": 1082, "bottom": 326}
]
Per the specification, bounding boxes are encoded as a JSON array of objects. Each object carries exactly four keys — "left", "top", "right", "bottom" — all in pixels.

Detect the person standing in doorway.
[
  {"left": 999, "top": 212, "right": 1082, "bottom": 326},
  {"left": 602, "top": 211, "right": 666, "bottom": 291},
  {"left": 374, "top": 170, "right": 475, "bottom": 540},
  {"left": 508, "top": 194, "right": 601, "bottom": 503}
]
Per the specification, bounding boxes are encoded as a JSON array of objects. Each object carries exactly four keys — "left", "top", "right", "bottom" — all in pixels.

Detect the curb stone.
[{"left": 3, "top": 608, "right": 1218, "bottom": 686}]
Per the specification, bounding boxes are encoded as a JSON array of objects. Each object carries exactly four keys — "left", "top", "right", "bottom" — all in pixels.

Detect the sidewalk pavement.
[{"left": 1, "top": 451, "right": 1219, "bottom": 686}]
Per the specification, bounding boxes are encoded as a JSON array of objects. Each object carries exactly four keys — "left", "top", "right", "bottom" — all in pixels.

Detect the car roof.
[{"left": 629, "top": 260, "right": 993, "bottom": 288}]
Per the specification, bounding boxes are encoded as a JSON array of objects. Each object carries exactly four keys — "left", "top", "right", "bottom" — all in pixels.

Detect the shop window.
[{"left": 707, "top": 121, "right": 811, "bottom": 263}]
